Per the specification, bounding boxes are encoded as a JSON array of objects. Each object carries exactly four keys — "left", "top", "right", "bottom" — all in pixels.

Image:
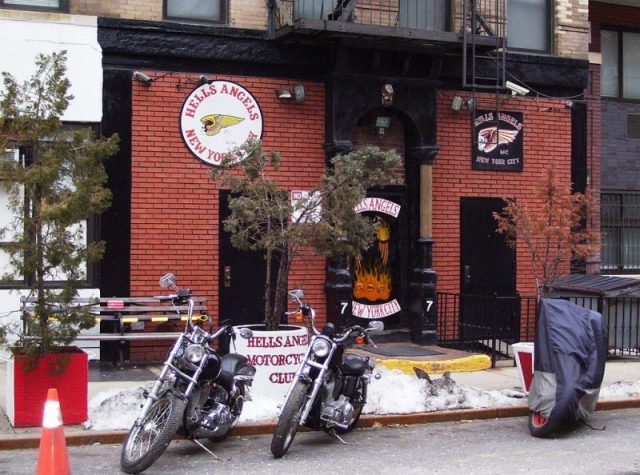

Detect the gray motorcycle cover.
[{"left": 528, "top": 298, "right": 607, "bottom": 436}]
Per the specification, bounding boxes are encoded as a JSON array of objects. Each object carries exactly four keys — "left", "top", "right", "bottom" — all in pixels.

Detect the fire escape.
[{"left": 462, "top": 0, "right": 507, "bottom": 142}]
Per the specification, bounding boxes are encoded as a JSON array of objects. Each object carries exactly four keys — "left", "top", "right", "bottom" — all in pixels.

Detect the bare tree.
[{"left": 493, "top": 167, "right": 599, "bottom": 297}]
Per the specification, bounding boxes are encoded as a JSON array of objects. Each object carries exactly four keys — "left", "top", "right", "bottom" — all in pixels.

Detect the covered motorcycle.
[{"left": 528, "top": 298, "right": 607, "bottom": 437}]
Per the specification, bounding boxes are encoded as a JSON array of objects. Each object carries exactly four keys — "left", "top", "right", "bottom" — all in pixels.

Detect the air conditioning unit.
[{"left": 0, "top": 148, "right": 18, "bottom": 162}]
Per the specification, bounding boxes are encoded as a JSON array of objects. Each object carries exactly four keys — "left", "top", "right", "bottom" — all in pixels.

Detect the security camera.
[
  {"left": 505, "top": 80, "right": 529, "bottom": 96},
  {"left": 133, "top": 71, "right": 153, "bottom": 86}
]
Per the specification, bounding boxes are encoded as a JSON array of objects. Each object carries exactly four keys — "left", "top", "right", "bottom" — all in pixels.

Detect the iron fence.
[
  {"left": 436, "top": 292, "right": 640, "bottom": 367},
  {"left": 436, "top": 292, "right": 537, "bottom": 367}
]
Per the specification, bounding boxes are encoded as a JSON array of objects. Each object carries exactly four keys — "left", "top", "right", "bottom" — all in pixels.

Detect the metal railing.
[
  {"left": 562, "top": 295, "right": 640, "bottom": 358},
  {"left": 271, "top": 0, "right": 449, "bottom": 32},
  {"left": 436, "top": 292, "right": 640, "bottom": 366},
  {"left": 436, "top": 292, "right": 537, "bottom": 367}
]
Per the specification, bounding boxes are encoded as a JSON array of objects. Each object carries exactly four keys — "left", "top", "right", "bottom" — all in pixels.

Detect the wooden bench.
[{"left": 21, "top": 295, "right": 209, "bottom": 364}]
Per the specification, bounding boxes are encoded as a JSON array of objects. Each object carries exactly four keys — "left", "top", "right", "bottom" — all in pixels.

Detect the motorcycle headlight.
[
  {"left": 184, "top": 344, "right": 206, "bottom": 364},
  {"left": 311, "top": 338, "right": 330, "bottom": 358}
]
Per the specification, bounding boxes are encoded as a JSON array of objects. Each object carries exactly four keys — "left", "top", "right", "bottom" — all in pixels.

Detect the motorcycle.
[
  {"left": 120, "top": 273, "right": 256, "bottom": 474},
  {"left": 270, "top": 289, "right": 383, "bottom": 458}
]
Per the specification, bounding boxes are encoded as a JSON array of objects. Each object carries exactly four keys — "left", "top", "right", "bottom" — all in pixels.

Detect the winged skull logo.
[
  {"left": 477, "top": 126, "right": 520, "bottom": 153},
  {"left": 200, "top": 114, "right": 244, "bottom": 137}
]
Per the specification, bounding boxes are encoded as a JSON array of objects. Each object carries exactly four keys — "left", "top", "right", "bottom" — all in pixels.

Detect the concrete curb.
[{"left": 2, "top": 398, "right": 639, "bottom": 451}]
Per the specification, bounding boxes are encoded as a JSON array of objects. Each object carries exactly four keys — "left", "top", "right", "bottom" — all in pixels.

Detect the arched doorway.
[{"left": 349, "top": 109, "right": 409, "bottom": 330}]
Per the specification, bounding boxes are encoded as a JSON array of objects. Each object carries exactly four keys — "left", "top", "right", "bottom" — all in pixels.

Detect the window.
[
  {"left": 602, "top": 29, "right": 640, "bottom": 100},
  {"left": 164, "top": 0, "right": 227, "bottom": 24},
  {"left": 602, "top": 192, "right": 640, "bottom": 272},
  {"left": 507, "top": 0, "right": 552, "bottom": 53},
  {"left": 0, "top": 0, "right": 67, "bottom": 12}
]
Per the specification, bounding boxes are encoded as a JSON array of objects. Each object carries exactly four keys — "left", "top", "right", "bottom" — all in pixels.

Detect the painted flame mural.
[
  {"left": 352, "top": 197, "right": 402, "bottom": 319},
  {"left": 353, "top": 219, "right": 392, "bottom": 302}
]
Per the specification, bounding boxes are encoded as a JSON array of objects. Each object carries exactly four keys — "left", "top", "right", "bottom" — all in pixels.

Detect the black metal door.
[
  {"left": 460, "top": 197, "right": 519, "bottom": 341},
  {"left": 219, "top": 190, "right": 267, "bottom": 326}
]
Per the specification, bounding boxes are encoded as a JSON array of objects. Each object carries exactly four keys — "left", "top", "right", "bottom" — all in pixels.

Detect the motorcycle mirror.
[
  {"left": 367, "top": 320, "right": 384, "bottom": 333},
  {"left": 159, "top": 273, "right": 177, "bottom": 289},
  {"left": 287, "top": 289, "right": 304, "bottom": 302},
  {"left": 238, "top": 328, "right": 253, "bottom": 340}
]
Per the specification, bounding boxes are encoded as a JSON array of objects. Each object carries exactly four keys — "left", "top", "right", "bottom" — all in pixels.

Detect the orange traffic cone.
[{"left": 36, "top": 388, "right": 71, "bottom": 475}]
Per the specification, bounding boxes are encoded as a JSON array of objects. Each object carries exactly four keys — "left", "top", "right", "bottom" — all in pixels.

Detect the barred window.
[{"left": 602, "top": 192, "right": 640, "bottom": 273}]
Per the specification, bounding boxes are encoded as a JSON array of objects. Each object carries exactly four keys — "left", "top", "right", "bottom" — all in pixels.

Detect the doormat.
[{"left": 364, "top": 346, "right": 443, "bottom": 357}]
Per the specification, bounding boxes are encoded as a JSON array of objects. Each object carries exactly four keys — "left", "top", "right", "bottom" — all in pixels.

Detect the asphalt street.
[{"left": 1, "top": 407, "right": 639, "bottom": 474}]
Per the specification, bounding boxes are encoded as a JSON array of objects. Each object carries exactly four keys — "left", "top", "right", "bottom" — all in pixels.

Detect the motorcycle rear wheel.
[
  {"left": 271, "top": 380, "right": 308, "bottom": 458},
  {"left": 528, "top": 410, "right": 555, "bottom": 438},
  {"left": 120, "top": 393, "right": 185, "bottom": 474}
]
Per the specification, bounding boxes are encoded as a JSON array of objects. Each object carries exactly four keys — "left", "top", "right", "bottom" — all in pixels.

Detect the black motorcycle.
[
  {"left": 120, "top": 273, "right": 256, "bottom": 474},
  {"left": 270, "top": 289, "right": 383, "bottom": 458}
]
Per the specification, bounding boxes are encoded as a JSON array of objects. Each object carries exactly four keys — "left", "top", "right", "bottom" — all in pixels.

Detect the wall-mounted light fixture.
[
  {"left": 451, "top": 95, "right": 464, "bottom": 112},
  {"left": 198, "top": 74, "right": 210, "bottom": 86},
  {"left": 451, "top": 95, "right": 476, "bottom": 112},
  {"left": 276, "top": 84, "right": 305, "bottom": 102},
  {"left": 375, "top": 116, "right": 392, "bottom": 137},
  {"left": 133, "top": 71, "right": 153, "bottom": 86},
  {"left": 381, "top": 84, "right": 394, "bottom": 106}
]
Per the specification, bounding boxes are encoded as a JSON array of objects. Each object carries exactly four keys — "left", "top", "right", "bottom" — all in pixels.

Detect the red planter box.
[{"left": 7, "top": 348, "right": 88, "bottom": 427}]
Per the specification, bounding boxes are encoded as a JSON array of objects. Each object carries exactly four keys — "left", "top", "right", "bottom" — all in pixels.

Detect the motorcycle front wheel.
[
  {"left": 270, "top": 380, "right": 308, "bottom": 458},
  {"left": 120, "top": 393, "right": 185, "bottom": 474}
]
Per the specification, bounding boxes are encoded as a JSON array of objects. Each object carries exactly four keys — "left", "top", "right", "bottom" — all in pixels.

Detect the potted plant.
[
  {"left": 493, "top": 166, "right": 599, "bottom": 392},
  {"left": 0, "top": 51, "right": 119, "bottom": 426},
  {"left": 212, "top": 140, "right": 400, "bottom": 397}
]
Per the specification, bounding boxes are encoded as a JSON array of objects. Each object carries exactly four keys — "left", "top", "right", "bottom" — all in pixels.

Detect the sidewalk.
[{"left": 1, "top": 348, "right": 639, "bottom": 450}]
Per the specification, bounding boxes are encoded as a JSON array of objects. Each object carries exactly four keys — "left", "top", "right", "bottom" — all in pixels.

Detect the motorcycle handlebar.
[
  {"left": 206, "top": 324, "right": 231, "bottom": 343},
  {"left": 334, "top": 325, "right": 367, "bottom": 343}
]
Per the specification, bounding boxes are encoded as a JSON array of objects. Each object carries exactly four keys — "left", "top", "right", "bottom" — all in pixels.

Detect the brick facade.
[
  {"left": 130, "top": 73, "right": 326, "bottom": 359},
  {"left": 556, "top": 0, "right": 590, "bottom": 59},
  {"left": 434, "top": 91, "right": 573, "bottom": 296}
]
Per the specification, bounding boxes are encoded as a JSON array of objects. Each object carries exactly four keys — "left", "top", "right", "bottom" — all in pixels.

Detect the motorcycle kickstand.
[
  {"left": 191, "top": 438, "right": 221, "bottom": 460},
  {"left": 327, "top": 429, "right": 350, "bottom": 445}
]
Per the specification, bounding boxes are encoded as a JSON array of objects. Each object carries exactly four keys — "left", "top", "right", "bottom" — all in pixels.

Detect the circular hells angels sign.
[{"left": 180, "top": 80, "right": 263, "bottom": 166}]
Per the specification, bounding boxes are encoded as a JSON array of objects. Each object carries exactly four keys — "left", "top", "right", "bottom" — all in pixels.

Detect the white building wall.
[
  {"left": 0, "top": 10, "right": 103, "bottom": 360},
  {"left": 0, "top": 10, "right": 102, "bottom": 122}
]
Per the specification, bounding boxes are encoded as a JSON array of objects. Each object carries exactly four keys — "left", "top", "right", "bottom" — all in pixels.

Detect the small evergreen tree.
[
  {"left": 0, "top": 51, "right": 119, "bottom": 355},
  {"left": 493, "top": 167, "right": 599, "bottom": 297},
  {"left": 212, "top": 140, "right": 400, "bottom": 330}
]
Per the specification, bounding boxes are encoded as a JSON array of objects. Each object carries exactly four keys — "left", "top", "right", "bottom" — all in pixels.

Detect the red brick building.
[{"left": 91, "top": 1, "right": 594, "bottom": 360}]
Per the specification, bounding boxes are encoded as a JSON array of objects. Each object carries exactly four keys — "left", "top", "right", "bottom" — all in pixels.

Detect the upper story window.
[
  {"left": 601, "top": 29, "right": 640, "bottom": 100},
  {"left": 507, "top": 0, "right": 552, "bottom": 53},
  {"left": 164, "top": 0, "right": 227, "bottom": 24},
  {"left": 0, "top": 0, "right": 67, "bottom": 12}
]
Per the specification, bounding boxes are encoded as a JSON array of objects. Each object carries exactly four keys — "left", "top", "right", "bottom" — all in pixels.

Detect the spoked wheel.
[
  {"left": 120, "top": 393, "right": 185, "bottom": 474},
  {"left": 528, "top": 410, "right": 554, "bottom": 438},
  {"left": 271, "top": 380, "right": 308, "bottom": 458},
  {"left": 335, "top": 378, "right": 365, "bottom": 435}
]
